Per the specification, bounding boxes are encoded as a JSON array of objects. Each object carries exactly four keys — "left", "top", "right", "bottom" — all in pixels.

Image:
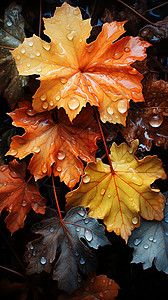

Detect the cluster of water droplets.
[{"left": 133, "top": 234, "right": 158, "bottom": 249}]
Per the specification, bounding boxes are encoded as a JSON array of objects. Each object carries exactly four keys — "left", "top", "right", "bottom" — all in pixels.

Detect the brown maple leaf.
[
  {"left": 6, "top": 102, "right": 100, "bottom": 188},
  {"left": 11, "top": 2, "right": 150, "bottom": 125},
  {"left": 0, "top": 160, "right": 46, "bottom": 234}
]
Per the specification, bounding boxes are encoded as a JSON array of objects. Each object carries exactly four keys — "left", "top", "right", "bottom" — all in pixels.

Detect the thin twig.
[
  {"left": 146, "top": 1, "right": 168, "bottom": 13},
  {"left": 52, "top": 174, "right": 63, "bottom": 221},
  {"left": 0, "top": 265, "right": 25, "bottom": 278}
]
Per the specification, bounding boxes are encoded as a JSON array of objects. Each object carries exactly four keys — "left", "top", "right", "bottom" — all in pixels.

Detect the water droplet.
[
  {"left": 143, "top": 244, "right": 149, "bottom": 249},
  {"left": 118, "top": 100, "right": 127, "bottom": 114},
  {"left": 85, "top": 44, "right": 94, "bottom": 53},
  {"left": 7, "top": 20, "right": 12, "bottom": 27},
  {"left": 68, "top": 98, "right": 80, "bottom": 110},
  {"left": 149, "top": 114, "right": 163, "bottom": 128},
  {"left": 132, "top": 216, "right": 139, "bottom": 225},
  {"left": 57, "top": 166, "right": 62, "bottom": 172},
  {"left": 1, "top": 166, "right": 8, "bottom": 172},
  {"left": 55, "top": 94, "right": 60, "bottom": 101},
  {"left": 100, "top": 188, "right": 105, "bottom": 196},
  {"left": 50, "top": 227, "right": 54, "bottom": 233},
  {"left": 21, "top": 48, "right": 25, "bottom": 54},
  {"left": 76, "top": 227, "right": 80, "bottom": 232},
  {"left": 148, "top": 236, "right": 154, "bottom": 242},
  {"left": 43, "top": 43, "right": 50, "bottom": 51},
  {"left": 27, "top": 63, "right": 30, "bottom": 67},
  {"left": 60, "top": 78, "right": 67, "bottom": 84},
  {"left": 28, "top": 41, "right": 33, "bottom": 47},
  {"left": 127, "top": 157, "right": 131, "bottom": 162},
  {"left": 33, "top": 147, "right": 41, "bottom": 154},
  {"left": 29, "top": 244, "right": 34, "bottom": 250},
  {"left": 133, "top": 238, "right": 141, "bottom": 246},
  {"left": 42, "top": 163, "right": 47, "bottom": 173},
  {"left": 40, "top": 256, "right": 47, "bottom": 264},
  {"left": 79, "top": 38, "right": 82, "bottom": 43},
  {"left": 36, "top": 51, "right": 41, "bottom": 57},
  {"left": 73, "top": 8, "right": 79, "bottom": 15},
  {"left": 78, "top": 209, "right": 85, "bottom": 217},
  {"left": 124, "top": 47, "right": 130, "bottom": 52},
  {"left": 49, "top": 100, "right": 54, "bottom": 107},
  {"left": 3, "top": 182, "right": 7, "bottom": 187},
  {"left": 83, "top": 174, "right": 90, "bottom": 183},
  {"left": 16, "top": 55, "right": 20, "bottom": 60},
  {"left": 129, "top": 68, "right": 137, "bottom": 75},
  {"left": 107, "top": 106, "right": 113, "bottom": 115},
  {"left": 41, "top": 94, "right": 47, "bottom": 101},
  {"left": 32, "top": 249, "right": 36, "bottom": 256},
  {"left": 10, "top": 149, "right": 18, "bottom": 156},
  {"left": 42, "top": 102, "right": 48, "bottom": 110},
  {"left": 85, "top": 229, "right": 93, "bottom": 242},
  {"left": 84, "top": 218, "right": 89, "bottom": 224},
  {"left": 37, "top": 68, "right": 42, "bottom": 72},
  {"left": 22, "top": 199, "right": 27, "bottom": 207},
  {"left": 75, "top": 251, "right": 79, "bottom": 256},
  {"left": 108, "top": 193, "right": 111, "bottom": 198},
  {"left": 80, "top": 257, "right": 85, "bottom": 264},
  {"left": 57, "top": 151, "right": 65, "bottom": 160},
  {"left": 67, "top": 30, "right": 75, "bottom": 40},
  {"left": 113, "top": 52, "right": 123, "bottom": 59}
]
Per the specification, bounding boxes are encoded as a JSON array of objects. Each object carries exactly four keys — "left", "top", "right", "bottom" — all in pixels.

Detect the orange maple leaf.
[
  {"left": 11, "top": 2, "right": 150, "bottom": 125},
  {"left": 0, "top": 160, "right": 46, "bottom": 234},
  {"left": 66, "top": 140, "right": 167, "bottom": 241},
  {"left": 6, "top": 102, "right": 100, "bottom": 188}
]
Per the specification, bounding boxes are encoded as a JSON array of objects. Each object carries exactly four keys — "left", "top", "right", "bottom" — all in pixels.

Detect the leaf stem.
[
  {"left": 94, "top": 108, "right": 115, "bottom": 174},
  {"left": 52, "top": 174, "right": 63, "bottom": 221}
]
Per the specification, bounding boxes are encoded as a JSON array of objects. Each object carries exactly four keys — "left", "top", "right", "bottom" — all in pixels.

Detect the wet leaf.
[
  {"left": 0, "top": 124, "right": 15, "bottom": 165},
  {"left": 66, "top": 140, "right": 166, "bottom": 242},
  {"left": 6, "top": 102, "right": 100, "bottom": 188},
  {"left": 0, "top": 3, "right": 28, "bottom": 107},
  {"left": 128, "top": 192, "right": 168, "bottom": 273},
  {"left": 58, "top": 273, "right": 119, "bottom": 300},
  {"left": 11, "top": 2, "right": 150, "bottom": 125},
  {"left": 24, "top": 206, "right": 110, "bottom": 294},
  {"left": 0, "top": 159, "right": 46, "bottom": 234},
  {"left": 120, "top": 76, "right": 168, "bottom": 151},
  {"left": 140, "top": 16, "right": 168, "bottom": 42}
]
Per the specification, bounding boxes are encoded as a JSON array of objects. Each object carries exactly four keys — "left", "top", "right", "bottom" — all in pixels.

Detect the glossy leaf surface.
[
  {"left": 66, "top": 140, "right": 166, "bottom": 242},
  {"left": 12, "top": 2, "right": 150, "bottom": 124}
]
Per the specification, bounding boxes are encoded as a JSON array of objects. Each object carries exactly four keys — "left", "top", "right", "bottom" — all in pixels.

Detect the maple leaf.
[
  {"left": 128, "top": 192, "right": 168, "bottom": 273},
  {"left": 120, "top": 76, "right": 168, "bottom": 151},
  {"left": 58, "top": 273, "right": 119, "bottom": 300},
  {"left": 11, "top": 2, "right": 150, "bottom": 125},
  {"left": 0, "top": 159, "right": 46, "bottom": 234},
  {"left": 6, "top": 102, "right": 100, "bottom": 188},
  {"left": 0, "top": 3, "right": 28, "bottom": 108},
  {"left": 66, "top": 140, "right": 166, "bottom": 242},
  {"left": 24, "top": 206, "right": 109, "bottom": 293}
]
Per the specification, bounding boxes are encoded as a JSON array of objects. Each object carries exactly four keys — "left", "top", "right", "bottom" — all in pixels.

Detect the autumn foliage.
[{"left": 0, "top": 1, "right": 168, "bottom": 299}]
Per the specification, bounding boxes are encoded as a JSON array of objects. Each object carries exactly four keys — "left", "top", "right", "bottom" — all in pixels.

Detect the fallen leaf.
[
  {"left": 128, "top": 192, "right": 168, "bottom": 273},
  {"left": 66, "top": 140, "right": 166, "bottom": 242},
  {"left": 6, "top": 102, "right": 100, "bottom": 188},
  {"left": 58, "top": 273, "right": 119, "bottom": 300},
  {"left": 11, "top": 2, "right": 150, "bottom": 124},
  {"left": 0, "top": 124, "right": 15, "bottom": 165},
  {"left": 0, "top": 3, "right": 28, "bottom": 108},
  {"left": 24, "top": 206, "right": 110, "bottom": 294},
  {"left": 0, "top": 159, "right": 46, "bottom": 234},
  {"left": 120, "top": 76, "right": 168, "bottom": 151},
  {"left": 140, "top": 16, "right": 168, "bottom": 42}
]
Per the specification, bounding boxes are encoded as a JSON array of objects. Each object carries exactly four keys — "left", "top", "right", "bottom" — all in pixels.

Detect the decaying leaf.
[
  {"left": 140, "top": 16, "right": 168, "bottom": 42},
  {"left": 59, "top": 273, "right": 119, "bottom": 300},
  {"left": 24, "top": 206, "right": 109, "bottom": 294},
  {"left": 66, "top": 140, "right": 166, "bottom": 242},
  {"left": 0, "top": 159, "right": 46, "bottom": 234},
  {"left": 11, "top": 2, "right": 150, "bottom": 125},
  {"left": 0, "top": 3, "right": 28, "bottom": 107},
  {"left": 120, "top": 76, "right": 168, "bottom": 151},
  {"left": 128, "top": 192, "right": 168, "bottom": 273},
  {"left": 6, "top": 102, "right": 100, "bottom": 188}
]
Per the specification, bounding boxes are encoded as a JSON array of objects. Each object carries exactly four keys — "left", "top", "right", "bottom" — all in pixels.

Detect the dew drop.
[
  {"left": 80, "top": 257, "right": 85, "bottom": 264},
  {"left": 28, "top": 41, "right": 33, "bottom": 47},
  {"left": 40, "top": 256, "right": 47, "bottom": 264},
  {"left": 22, "top": 199, "right": 27, "bottom": 207},
  {"left": 107, "top": 106, "right": 113, "bottom": 115},
  {"left": 132, "top": 216, "right": 139, "bottom": 225},
  {"left": 113, "top": 52, "right": 123, "bottom": 59},
  {"left": 29, "top": 244, "right": 34, "bottom": 250},
  {"left": 78, "top": 209, "right": 85, "bottom": 217},
  {"left": 84, "top": 218, "right": 89, "bottom": 224},
  {"left": 55, "top": 94, "right": 60, "bottom": 101},
  {"left": 41, "top": 94, "right": 47, "bottom": 101},
  {"left": 7, "top": 20, "right": 12, "bottom": 27},
  {"left": 66, "top": 30, "right": 75, "bottom": 40},
  {"left": 60, "top": 78, "right": 67, "bottom": 84},
  {"left": 85, "top": 44, "right": 94, "bottom": 53},
  {"left": 36, "top": 51, "right": 41, "bottom": 57},
  {"left": 75, "top": 251, "right": 79, "bottom": 257},
  {"left": 85, "top": 229, "right": 93, "bottom": 242},
  {"left": 124, "top": 47, "right": 130, "bottom": 52},
  {"left": 57, "top": 166, "right": 62, "bottom": 172},
  {"left": 83, "top": 174, "right": 90, "bottom": 183},
  {"left": 76, "top": 227, "right": 80, "bottom": 232},
  {"left": 21, "top": 48, "right": 25, "bottom": 54},
  {"left": 10, "top": 149, "right": 18, "bottom": 156},
  {"left": 148, "top": 236, "right": 154, "bottom": 242},
  {"left": 50, "top": 227, "right": 54, "bottom": 233},
  {"left": 117, "top": 100, "right": 127, "bottom": 114},
  {"left": 33, "top": 146, "right": 41, "bottom": 154},
  {"left": 37, "top": 68, "right": 42, "bottom": 72},
  {"left": 16, "top": 55, "right": 20, "bottom": 60},
  {"left": 73, "top": 9, "right": 79, "bottom": 15},
  {"left": 27, "top": 63, "right": 30, "bottom": 67},
  {"left": 26, "top": 108, "right": 34, "bottom": 116},
  {"left": 43, "top": 43, "right": 50, "bottom": 51},
  {"left": 42, "top": 163, "right": 47, "bottom": 173},
  {"left": 165, "top": 215, "right": 168, "bottom": 223},
  {"left": 100, "top": 188, "right": 105, "bottom": 196},
  {"left": 57, "top": 151, "right": 65, "bottom": 160},
  {"left": 133, "top": 238, "right": 141, "bottom": 246},
  {"left": 129, "top": 68, "right": 137, "bottom": 75},
  {"left": 49, "top": 100, "right": 54, "bottom": 107},
  {"left": 41, "top": 101, "right": 48, "bottom": 110},
  {"left": 149, "top": 114, "right": 163, "bottom": 128},
  {"left": 108, "top": 193, "right": 111, "bottom": 198},
  {"left": 68, "top": 98, "right": 80, "bottom": 110},
  {"left": 79, "top": 38, "right": 82, "bottom": 43},
  {"left": 143, "top": 244, "right": 149, "bottom": 249}
]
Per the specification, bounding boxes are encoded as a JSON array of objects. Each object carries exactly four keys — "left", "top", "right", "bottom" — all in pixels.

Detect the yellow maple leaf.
[
  {"left": 66, "top": 140, "right": 166, "bottom": 242},
  {"left": 11, "top": 3, "right": 150, "bottom": 124}
]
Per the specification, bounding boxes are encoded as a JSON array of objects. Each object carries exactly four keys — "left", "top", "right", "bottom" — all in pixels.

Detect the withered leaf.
[
  {"left": 24, "top": 206, "right": 110, "bottom": 294},
  {"left": 140, "top": 16, "right": 168, "bottom": 42},
  {"left": 0, "top": 3, "right": 28, "bottom": 107}
]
